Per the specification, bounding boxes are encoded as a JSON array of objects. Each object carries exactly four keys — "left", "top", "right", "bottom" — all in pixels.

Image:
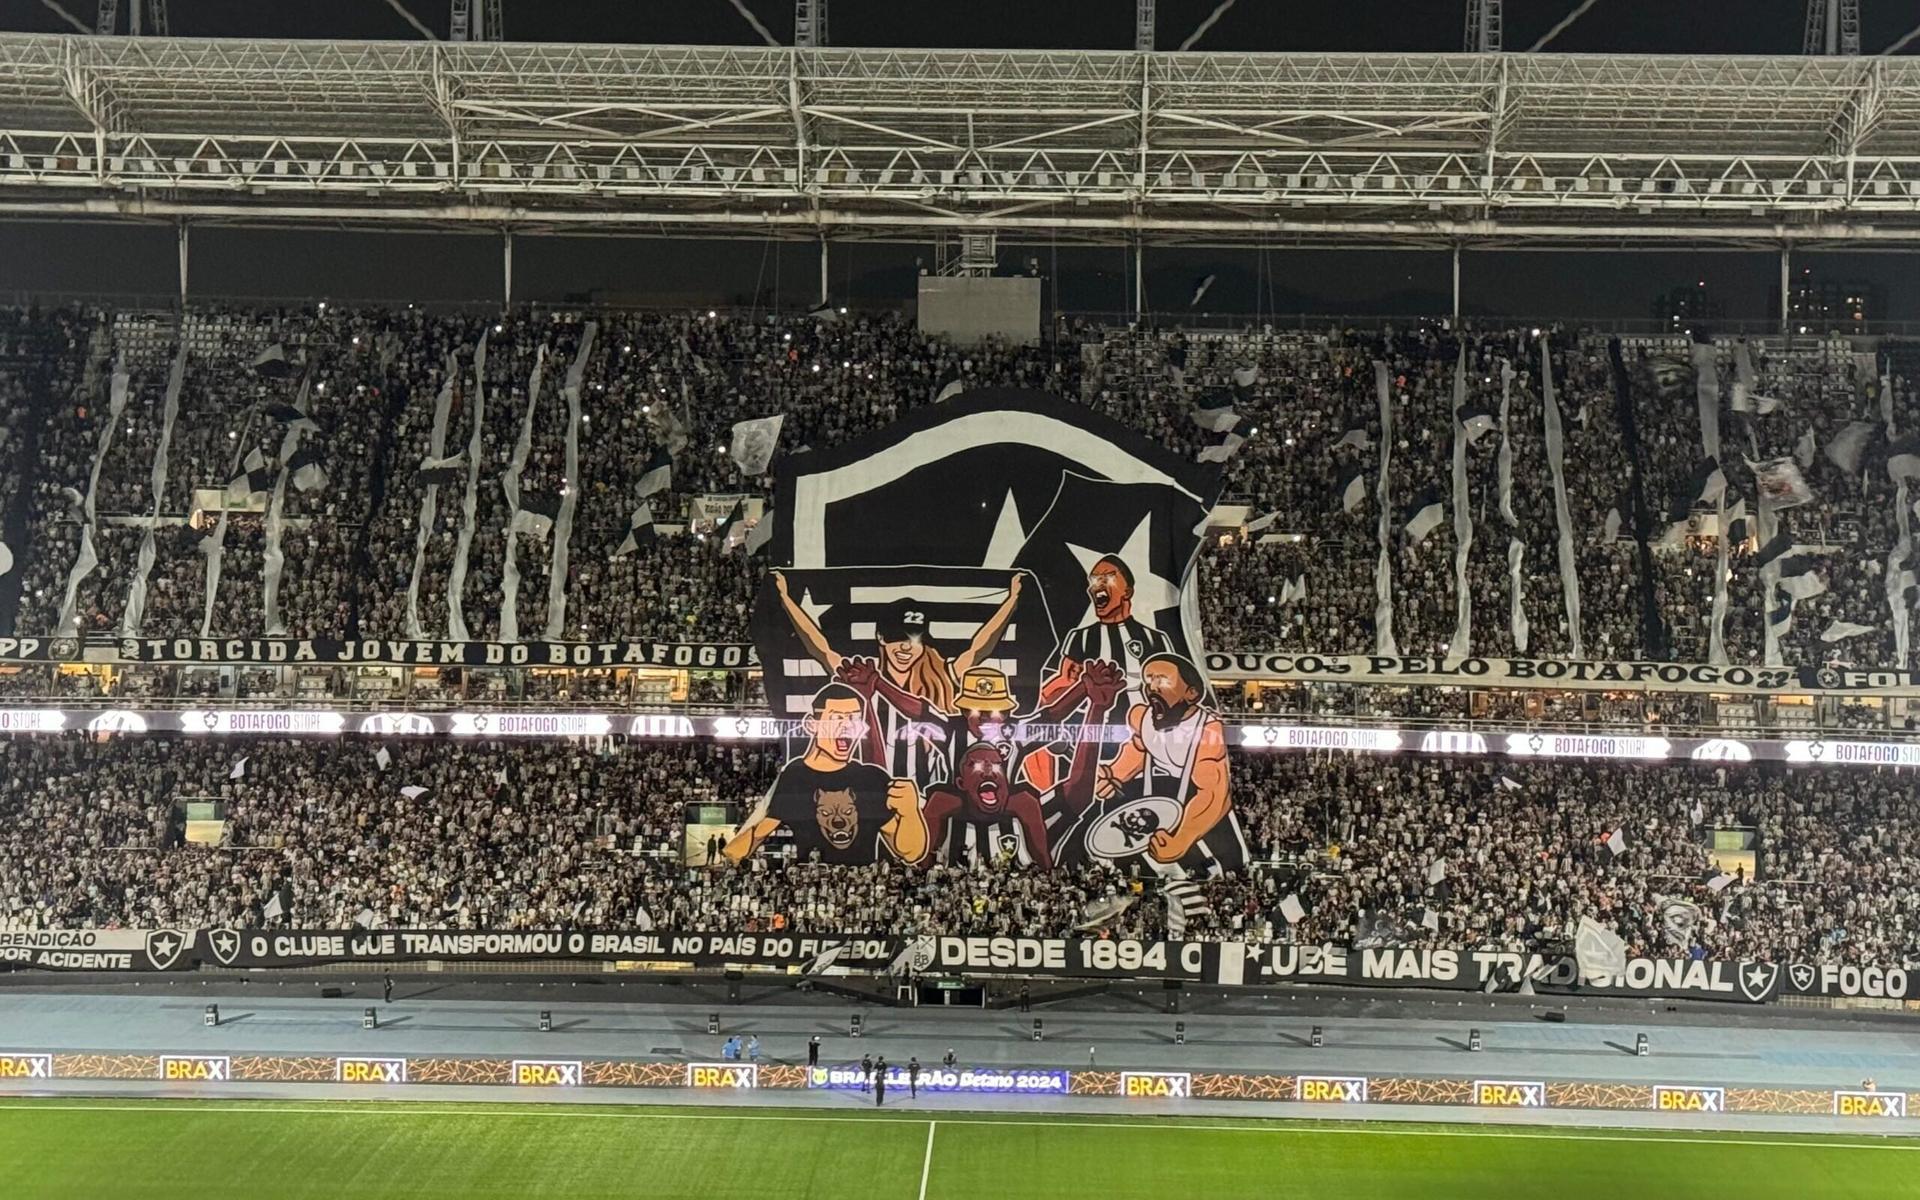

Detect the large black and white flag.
[
  {"left": 1668, "top": 457, "right": 1726, "bottom": 524},
  {"left": 1337, "top": 465, "right": 1368, "bottom": 515},
  {"left": 1457, "top": 403, "right": 1497, "bottom": 446},
  {"left": 636, "top": 447, "right": 673, "bottom": 498},
  {"left": 1888, "top": 435, "right": 1920, "bottom": 483},
  {"left": 613, "top": 502, "right": 656, "bottom": 558},
  {"left": 1403, "top": 491, "right": 1446, "bottom": 548},
  {"left": 252, "top": 343, "right": 295, "bottom": 379},
  {"left": 227, "top": 449, "right": 274, "bottom": 502},
  {"left": 1189, "top": 393, "right": 1240, "bottom": 434},
  {"left": 286, "top": 446, "right": 327, "bottom": 494},
  {"left": 417, "top": 454, "right": 465, "bottom": 487},
  {"left": 511, "top": 490, "right": 563, "bottom": 539}
]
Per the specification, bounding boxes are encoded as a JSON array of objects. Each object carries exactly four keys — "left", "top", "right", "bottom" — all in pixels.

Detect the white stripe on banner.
[
  {"left": 1497, "top": 360, "right": 1517, "bottom": 528},
  {"left": 1693, "top": 342, "right": 1729, "bottom": 666},
  {"left": 849, "top": 621, "right": 1017, "bottom": 642},
  {"left": 1499, "top": 361, "right": 1527, "bottom": 652},
  {"left": 1508, "top": 537, "right": 1529, "bottom": 653},
  {"left": 1891, "top": 479, "right": 1912, "bottom": 667},
  {"left": 498, "top": 343, "right": 546, "bottom": 643},
  {"left": 54, "top": 360, "right": 128, "bottom": 636},
  {"left": 847, "top": 585, "right": 1011, "bottom": 606},
  {"left": 260, "top": 369, "right": 314, "bottom": 636},
  {"left": 543, "top": 319, "right": 595, "bottom": 640},
  {"left": 1540, "top": 338, "right": 1583, "bottom": 658},
  {"left": 198, "top": 432, "right": 240, "bottom": 638},
  {"left": 405, "top": 359, "right": 458, "bottom": 640},
  {"left": 446, "top": 330, "right": 487, "bottom": 641},
  {"left": 1758, "top": 495, "right": 1785, "bottom": 667},
  {"left": 1373, "top": 361, "right": 1397, "bottom": 656},
  {"left": 1448, "top": 345, "right": 1473, "bottom": 664},
  {"left": 119, "top": 344, "right": 187, "bottom": 638}
]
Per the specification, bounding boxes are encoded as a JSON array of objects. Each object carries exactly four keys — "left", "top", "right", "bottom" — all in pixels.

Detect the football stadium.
[{"left": 6, "top": 1, "right": 1920, "bottom": 1196}]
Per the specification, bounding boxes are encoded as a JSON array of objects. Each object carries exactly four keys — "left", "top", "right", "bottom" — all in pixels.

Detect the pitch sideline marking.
[
  {"left": 0, "top": 1101, "right": 1913, "bottom": 1152},
  {"left": 917, "top": 1121, "right": 936, "bottom": 1200}
]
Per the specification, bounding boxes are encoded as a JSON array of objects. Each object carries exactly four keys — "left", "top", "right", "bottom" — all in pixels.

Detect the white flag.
[
  {"left": 400, "top": 785, "right": 429, "bottom": 800},
  {"left": 1245, "top": 510, "right": 1280, "bottom": 535},
  {"left": 634, "top": 906, "right": 655, "bottom": 932},
  {"left": 0, "top": 540, "right": 11, "bottom": 579},
  {"left": 374, "top": 746, "right": 391, "bottom": 771},
  {"left": 1278, "top": 893, "right": 1307, "bottom": 924},
  {"left": 262, "top": 893, "right": 285, "bottom": 921},
  {"left": 1426, "top": 859, "right": 1447, "bottom": 884},
  {"left": 1574, "top": 915, "right": 1628, "bottom": 982},
  {"left": 1821, "top": 619, "right": 1874, "bottom": 642},
  {"left": 729, "top": 415, "right": 785, "bottom": 475},
  {"left": 229, "top": 756, "right": 249, "bottom": 780},
  {"left": 935, "top": 378, "right": 966, "bottom": 403},
  {"left": 1706, "top": 872, "right": 1736, "bottom": 893},
  {"left": 1602, "top": 507, "right": 1621, "bottom": 543},
  {"left": 1604, "top": 828, "right": 1627, "bottom": 858}
]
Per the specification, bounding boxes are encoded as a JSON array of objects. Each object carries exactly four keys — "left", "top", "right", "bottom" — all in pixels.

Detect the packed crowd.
[
  {"left": 0, "top": 302, "right": 1913, "bottom": 677},
  {"left": 1, "top": 734, "right": 1913, "bottom": 968}
]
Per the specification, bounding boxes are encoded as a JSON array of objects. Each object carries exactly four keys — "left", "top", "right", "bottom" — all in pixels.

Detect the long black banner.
[
  {"left": 0, "top": 636, "right": 758, "bottom": 670},
  {"left": 5, "top": 928, "right": 1913, "bottom": 1004}
]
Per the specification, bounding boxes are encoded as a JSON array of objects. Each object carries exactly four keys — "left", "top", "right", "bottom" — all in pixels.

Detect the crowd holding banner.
[{"left": 5, "top": 928, "right": 1912, "bottom": 1004}]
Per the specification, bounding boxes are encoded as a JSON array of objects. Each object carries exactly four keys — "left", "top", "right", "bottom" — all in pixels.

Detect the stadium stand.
[
  {"left": 0, "top": 303, "right": 1910, "bottom": 684},
  {"left": 0, "top": 735, "right": 1908, "bottom": 968}
]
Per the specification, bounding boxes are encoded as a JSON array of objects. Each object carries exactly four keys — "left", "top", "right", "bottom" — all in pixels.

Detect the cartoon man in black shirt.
[{"left": 725, "top": 683, "right": 929, "bottom": 865}]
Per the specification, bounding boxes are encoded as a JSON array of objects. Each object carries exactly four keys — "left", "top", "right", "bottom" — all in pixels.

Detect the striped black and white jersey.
[
  {"left": 871, "top": 691, "right": 949, "bottom": 790},
  {"left": 1055, "top": 617, "right": 1173, "bottom": 724}
]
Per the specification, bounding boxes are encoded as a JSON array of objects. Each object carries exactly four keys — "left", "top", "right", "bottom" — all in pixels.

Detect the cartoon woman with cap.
[{"left": 772, "top": 571, "right": 1023, "bottom": 785}]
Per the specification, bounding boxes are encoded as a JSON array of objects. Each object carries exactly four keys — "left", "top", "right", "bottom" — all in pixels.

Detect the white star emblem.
[
  {"left": 151, "top": 934, "right": 177, "bottom": 958},
  {"left": 1064, "top": 514, "right": 1181, "bottom": 632},
  {"left": 1744, "top": 965, "right": 1770, "bottom": 990},
  {"left": 980, "top": 492, "right": 1027, "bottom": 570}
]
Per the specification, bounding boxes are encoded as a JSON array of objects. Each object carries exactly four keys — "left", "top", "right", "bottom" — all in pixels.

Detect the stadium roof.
[{"left": 3, "top": 34, "right": 1920, "bottom": 248}]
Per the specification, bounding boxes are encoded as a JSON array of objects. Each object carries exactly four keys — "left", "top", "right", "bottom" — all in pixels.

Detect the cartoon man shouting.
[{"left": 725, "top": 683, "right": 928, "bottom": 865}]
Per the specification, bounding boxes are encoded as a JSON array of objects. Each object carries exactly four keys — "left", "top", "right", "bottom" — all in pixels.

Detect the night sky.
[{"left": 1, "top": 0, "right": 1917, "bottom": 323}]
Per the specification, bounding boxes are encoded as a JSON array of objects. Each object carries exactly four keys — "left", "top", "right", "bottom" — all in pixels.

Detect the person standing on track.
[
  {"left": 383, "top": 973, "right": 393, "bottom": 1004},
  {"left": 861, "top": 1052, "right": 874, "bottom": 1092},
  {"left": 908, "top": 1056, "right": 921, "bottom": 1099},
  {"left": 808, "top": 1035, "right": 821, "bottom": 1068},
  {"left": 874, "top": 1059, "right": 887, "bottom": 1107}
]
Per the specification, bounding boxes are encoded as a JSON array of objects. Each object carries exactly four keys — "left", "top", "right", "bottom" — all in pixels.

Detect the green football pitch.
[{"left": 1, "top": 1098, "right": 1915, "bottom": 1199}]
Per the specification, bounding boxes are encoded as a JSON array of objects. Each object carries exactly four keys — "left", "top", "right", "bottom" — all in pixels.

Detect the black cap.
[{"left": 875, "top": 601, "right": 929, "bottom": 643}]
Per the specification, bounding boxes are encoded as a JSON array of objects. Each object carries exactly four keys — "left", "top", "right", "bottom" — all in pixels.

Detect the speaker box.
[{"left": 320, "top": 987, "right": 344, "bottom": 999}]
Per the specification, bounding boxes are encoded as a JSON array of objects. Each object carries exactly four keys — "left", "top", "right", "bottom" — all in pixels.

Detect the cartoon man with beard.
[
  {"left": 724, "top": 684, "right": 927, "bottom": 866},
  {"left": 1083, "top": 652, "right": 1246, "bottom": 874}
]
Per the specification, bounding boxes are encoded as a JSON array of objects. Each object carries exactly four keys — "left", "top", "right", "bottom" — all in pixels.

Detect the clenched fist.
[
  {"left": 1080, "top": 659, "right": 1125, "bottom": 710},
  {"left": 886, "top": 779, "right": 920, "bottom": 815},
  {"left": 835, "top": 657, "right": 882, "bottom": 695}
]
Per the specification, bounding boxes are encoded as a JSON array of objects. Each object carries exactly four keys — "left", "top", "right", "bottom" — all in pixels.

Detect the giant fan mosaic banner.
[{"left": 745, "top": 389, "right": 1241, "bottom": 897}]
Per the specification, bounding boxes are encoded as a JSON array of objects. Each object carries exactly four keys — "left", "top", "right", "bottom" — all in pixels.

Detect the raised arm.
[
  {"left": 1148, "top": 720, "right": 1231, "bottom": 864},
  {"left": 881, "top": 780, "right": 930, "bottom": 866},
  {"left": 774, "top": 570, "right": 843, "bottom": 671},
  {"left": 954, "top": 574, "right": 1023, "bottom": 675}
]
